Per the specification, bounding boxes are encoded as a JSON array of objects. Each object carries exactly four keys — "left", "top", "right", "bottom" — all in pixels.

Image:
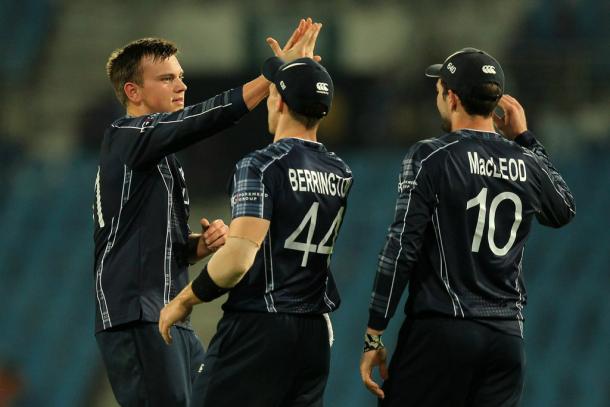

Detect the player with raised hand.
[
  {"left": 93, "top": 18, "right": 318, "bottom": 407},
  {"left": 159, "top": 21, "right": 352, "bottom": 407},
  {"left": 360, "top": 48, "right": 575, "bottom": 407}
]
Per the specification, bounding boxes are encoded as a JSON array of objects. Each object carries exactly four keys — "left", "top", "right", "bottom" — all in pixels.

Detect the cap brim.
[{"left": 425, "top": 64, "right": 442, "bottom": 78}]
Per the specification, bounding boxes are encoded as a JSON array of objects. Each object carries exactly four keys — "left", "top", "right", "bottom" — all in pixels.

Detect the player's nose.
[{"left": 176, "top": 77, "right": 187, "bottom": 92}]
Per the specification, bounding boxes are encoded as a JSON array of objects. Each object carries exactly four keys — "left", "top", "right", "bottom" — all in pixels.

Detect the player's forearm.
[
  {"left": 189, "top": 236, "right": 260, "bottom": 303},
  {"left": 175, "top": 282, "right": 203, "bottom": 307},
  {"left": 207, "top": 236, "right": 260, "bottom": 287},
  {"left": 242, "top": 75, "right": 271, "bottom": 111}
]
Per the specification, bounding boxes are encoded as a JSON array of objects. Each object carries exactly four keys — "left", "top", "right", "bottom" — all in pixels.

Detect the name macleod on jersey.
[
  {"left": 288, "top": 168, "right": 352, "bottom": 197},
  {"left": 467, "top": 151, "right": 527, "bottom": 182}
]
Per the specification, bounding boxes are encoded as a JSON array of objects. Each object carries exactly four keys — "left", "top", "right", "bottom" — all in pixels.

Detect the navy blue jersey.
[
  {"left": 368, "top": 130, "right": 575, "bottom": 337},
  {"left": 92, "top": 88, "right": 247, "bottom": 332},
  {"left": 223, "top": 138, "right": 352, "bottom": 314}
]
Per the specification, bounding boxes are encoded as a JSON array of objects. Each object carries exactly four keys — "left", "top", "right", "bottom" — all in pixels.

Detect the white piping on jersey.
[
  {"left": 516, "top": 247, "right": 525, "bottom": 338},
  {"left": 158, "top": 103, "right": 232, "bottom": 124},
  {"left": 262, "top": 235, "right": 277, "bottom": 312},
  {"left": 95, "top": 217, "right": 114, "bottom": 329},
  {"left": 267, "top": 232, "right": 277, "bottom": 312},
  {"left": 460, "top": 128, "right": 501, "bottom": 136},
  {"left": 258, "top": 149, "right": 291, "bottom": 312},
  {"left": 384, "top": 140, "right": 460, "bottom": 318},
  {"left": 323, "top": 276, "right": 337, "bottom": 311},
  {"left": 94, "top": 167, "right": 105, "bottom": 228},
  {"left": 281, "top": 137, "right": 324, "bottom": 146},
  {"left": 110, "top": 102, "right": 233, "bottom": 130},
  {"left": 433, "top": 208, "right": 465, "bottom": 317},
  {"left": 281, "top": 62, "right": 308, "bottom": 70},
  {"left": 431, "top": 210, "right": 456, "bottom": 315},
  {"left": 96, "top": 165, "right": 133, "bottom": 329},
  {"left": 262, "top": 237, "right": 272, "bottom": 312},
  {"left": 157, "top": 158, "right": 174, "bottom": 305},
  {"left": 522, "top": 150, "right": 575, "bottom": 215}
]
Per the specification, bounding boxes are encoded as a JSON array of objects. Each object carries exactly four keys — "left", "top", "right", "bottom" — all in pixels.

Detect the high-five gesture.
[{"left": 266, "top": 17, "right": 322, "bottom": 62}]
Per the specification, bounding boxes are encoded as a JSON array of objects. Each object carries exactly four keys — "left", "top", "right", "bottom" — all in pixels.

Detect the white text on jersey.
[
  {"left": 467, "top": 151, "right": 527, "bottom": 182},
  {"left": 288, "top": 168, "right": 352, "bottom": 197}
]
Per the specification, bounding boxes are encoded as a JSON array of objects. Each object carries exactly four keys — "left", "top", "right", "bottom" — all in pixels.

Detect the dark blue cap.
[
  {"left": 425, "top": 48, "right": 504, "bottom": 100},
  {"left": 263, "top": 57, "right": 333, "bottom": 118}
]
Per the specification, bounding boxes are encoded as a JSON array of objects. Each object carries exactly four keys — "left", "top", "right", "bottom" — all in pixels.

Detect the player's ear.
[
  {"left": 448, "top": 90, "right": 460, "bottom": 112},
  {"left": 124, "top": 82, "right": 141, "bottom": 104},
  {"left": 277, "top": 97, "right": 286, "bottom": 114}
]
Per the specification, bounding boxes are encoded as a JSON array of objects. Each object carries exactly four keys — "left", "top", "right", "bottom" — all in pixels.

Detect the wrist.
[
  {"left": 191, "top": 264, "right": 230, "bottom": 303},
  {"left": 363, "top": 332, "right": 385, "bottom": 353},
  {"left": 515, "top": 130, "right": 536, "bottom": 147}
]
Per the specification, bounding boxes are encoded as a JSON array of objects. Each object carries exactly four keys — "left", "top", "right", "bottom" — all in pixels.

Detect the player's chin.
[{"left": 171, "top": 100, "right": 185, "bottom": 111}]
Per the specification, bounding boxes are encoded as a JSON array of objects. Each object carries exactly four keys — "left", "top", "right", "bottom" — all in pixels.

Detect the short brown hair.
[
  {"left": 106, "top": 38, "right": 178, "bottom": 107},
  {"left": 287, "top": 106, "right": 323, "bottom": 130},
  {"left": 440, "top": 80, "right": 501, "bottom": 117}
]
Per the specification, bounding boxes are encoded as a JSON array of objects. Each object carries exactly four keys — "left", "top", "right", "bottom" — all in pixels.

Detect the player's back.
[
  {"left": 224, "top": 137, "right": 353, "bottom": 315},
  {"left": 407, "top": 129, "right": 570, "bottom": 323}
]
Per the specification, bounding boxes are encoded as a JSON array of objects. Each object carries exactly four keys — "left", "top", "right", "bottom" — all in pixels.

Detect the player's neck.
[
  {"left": 451, "top": 112, "right": 495, "bottom": 133},
  {"left": 126, "top": 104, "right": 153, "bottom": 118},
  {"left": 273, "top": 120, "right": 318, "bottom": 143}
]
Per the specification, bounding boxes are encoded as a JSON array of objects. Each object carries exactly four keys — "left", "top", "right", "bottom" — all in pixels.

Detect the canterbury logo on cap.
[
  {"left": 482, "top": 65, "right": 496, "bottom": 74},
  {"left": 447, "top": 62, "right": 457, "bottom": 74},
  {"left": 316, "top": 82, "right": 329, "bottom": 94}
]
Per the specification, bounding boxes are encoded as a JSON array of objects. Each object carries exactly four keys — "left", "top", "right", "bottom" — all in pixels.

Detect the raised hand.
[
  {"left": 493, "top": 95, "right": 528, "bottom": 140},
  {"left": 266, "top": 17, "right": 323, "bottom": 63}
]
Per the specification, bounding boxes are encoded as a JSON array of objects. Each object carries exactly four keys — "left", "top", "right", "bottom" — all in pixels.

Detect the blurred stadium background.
[{"left": 0, "top": 0, "right": 608, "bottom": 406}]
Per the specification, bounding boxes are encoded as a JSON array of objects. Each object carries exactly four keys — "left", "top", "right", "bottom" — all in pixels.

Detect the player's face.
[
  {"left": 135, "top": 55, "right": 187, "bottom": 114},
  {"left": 436, "top": 79, "right": 452, "bottom": 132},
  {"left": 267, "top": 83, "right": 280, "bottom": 134}
]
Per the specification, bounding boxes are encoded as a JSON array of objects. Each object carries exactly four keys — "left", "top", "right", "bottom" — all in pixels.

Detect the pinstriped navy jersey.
[
  {"left": 368, "top": 130, "right": 575, "bottom": 337},
  {"left": 223, "top": 137, "right": 352, "bottom": 314},
  {"left": 92, "top": 88, "right": 247, "bottom": 332}
]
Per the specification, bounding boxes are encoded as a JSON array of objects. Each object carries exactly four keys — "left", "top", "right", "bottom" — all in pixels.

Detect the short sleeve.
[{"left": 229, "top": 156, "right": 274, "bottom": 220}]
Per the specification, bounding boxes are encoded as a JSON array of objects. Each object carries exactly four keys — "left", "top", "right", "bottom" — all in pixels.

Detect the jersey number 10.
[
  {"left": 284, "top": 202, "right": 345, "bottom": 267},
  {"left": 466, "top": 187, "right": 522, "bottom": 256}
]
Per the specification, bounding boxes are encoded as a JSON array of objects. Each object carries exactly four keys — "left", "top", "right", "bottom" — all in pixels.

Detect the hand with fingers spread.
[
  {"left": 493, "top": 95, "right": 528, "bottom": 140},
  {"left": 266, "top": 17, "right": 323, "bottom": 63}
]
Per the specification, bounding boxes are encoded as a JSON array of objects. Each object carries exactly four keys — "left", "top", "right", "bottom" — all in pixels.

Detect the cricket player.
[
  {"left": 159, "top": 55, "right": 352, "bottom": 406},
  {"left": 360, "top": 48, "right": 575, "bottom": 407}
]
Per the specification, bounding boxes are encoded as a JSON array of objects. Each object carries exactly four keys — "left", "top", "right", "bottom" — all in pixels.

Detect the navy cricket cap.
[
  {"left": 262, "top": 57, "right": 333, "bottom": 118},
  {"left": 425, "top": 48, "right": 504, "bottom": 100}
]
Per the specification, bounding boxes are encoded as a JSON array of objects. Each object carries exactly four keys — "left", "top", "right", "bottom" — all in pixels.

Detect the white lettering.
[
  {"left": 508, "top": 159, "right": 519, "bottom": 181},
  {"left": 518, "top": 160, "right": 527, "bottom": 181},
  {"left": 468, "top": 151, "right": 479, "bottom": 174},
  {"left": 304, "top": 169, "right": 313, "bottom": 192},
  {"left": 319, "top": 172, "right": 329, "bottom": 195},
  {"left": 486, "top": 159, "right": 494, "bottom": 177},
  {"left": 328, "top": 173, "right": 337, "bottom": 196},
  {"left": 311, "top": 171, "right": 320, "bottom": 193},
  {"left": 467, "top": 152, "right": 527, "bottom": 182},
  {"left": 499, "top": 158, "right": 508, "bottom": 180},
  {"left": 286, "top": 168, "right": 352, "bottom": 197},
  {"left": 289, "top": 169, "right": 298, "bottom": 191}
]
